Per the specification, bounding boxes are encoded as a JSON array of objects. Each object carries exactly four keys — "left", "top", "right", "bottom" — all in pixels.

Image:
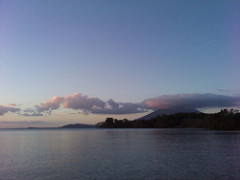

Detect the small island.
[{"left": 97, "top": 109, "right": 240, "bottom": 131}]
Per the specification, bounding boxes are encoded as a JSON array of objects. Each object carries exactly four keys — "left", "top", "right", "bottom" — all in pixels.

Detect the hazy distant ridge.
[{"left": 59, "top": 123, "right": 95, "bottom": 128}]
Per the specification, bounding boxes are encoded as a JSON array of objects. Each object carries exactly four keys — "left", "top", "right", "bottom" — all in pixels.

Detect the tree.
[{"left": 106, "top": 118, "right": 113, "bottom": 124}]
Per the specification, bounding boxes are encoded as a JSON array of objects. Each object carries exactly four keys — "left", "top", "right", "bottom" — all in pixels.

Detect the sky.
[{"left": 0, "top": 0, "right": 239, "bottom": 128}]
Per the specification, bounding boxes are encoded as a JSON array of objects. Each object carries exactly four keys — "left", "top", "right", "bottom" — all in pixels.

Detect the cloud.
[
  {"left": 217, "top": 89, "right": 240, "bottom": 96},
  {"left": 22, "top": 113, "right": 43, "bottom": 117},
  {"left": 35, "top": 96, "right": 65, "bottom": 114},
  {"left": 0, "top": 105, "right": 20, "bottom": 116},
  {"left": 63, "top": 93, "right": 105, "bottom": 110},
  {"left": 23, "top": 108, "right": 36, "bottom": 113},
  {"left": 33, "top": 93, "right": 240, "bottom": 116},
  {"left": 143, "top": 93, "right": 240, "bottom": 110},
  {"left": 107, "top": 99, "right": 120, "bottom": 109},
  {"left": 11, "top": 108, "right": 44, "bottom": 117},
  {"left": 217, "top": 89, "right": 233, "bottom": 92},
  {"left": 8, "top": 103, "right": 17, "bottom": 107},
  {"left": 0, "top": 121, "right": 48, "bottom": 124},
  {"left": 63, "top": 94, "right": 144, "bottom": 114},
  {"left": 34, "top": 93, "right": 146, "bottom": 115},
  {"left": 91, "top": 100, "right": 146, "bottom": 114}
]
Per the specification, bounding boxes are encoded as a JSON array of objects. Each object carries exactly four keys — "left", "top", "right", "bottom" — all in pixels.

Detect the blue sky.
[{"left": 0, "top": 0, "right": 239, "bottom": 127}]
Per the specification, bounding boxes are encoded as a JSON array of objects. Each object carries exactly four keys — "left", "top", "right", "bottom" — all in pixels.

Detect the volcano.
[{"left": 137, "top": 108, "right": 200, "bottom": 120}]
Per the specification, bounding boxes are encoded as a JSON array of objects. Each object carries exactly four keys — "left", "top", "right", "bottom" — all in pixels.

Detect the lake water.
[{"left": 0, "top": 129, "right": 240, "bottom": 179}]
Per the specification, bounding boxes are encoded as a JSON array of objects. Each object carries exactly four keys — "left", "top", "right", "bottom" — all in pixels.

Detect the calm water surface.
[{"left": 0, "top": 128, "right": 240, "bottom": 179}]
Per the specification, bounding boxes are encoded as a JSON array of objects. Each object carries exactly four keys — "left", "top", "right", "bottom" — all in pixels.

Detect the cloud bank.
[
  {"left": 32, "top": 93, "right": 240, "bottom": 116},
  {"left": 1, "top": 93, "right": 239, "bottom": 116},
  {"left": 143, "top": 93, "right": 240, "bottom": 110},
  {"left": 33, "top": 93, "right": 146, "bottom": 115}
]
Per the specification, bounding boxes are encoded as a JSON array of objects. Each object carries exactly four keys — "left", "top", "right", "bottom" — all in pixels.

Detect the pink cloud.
[
  {"left": 35, "top": 96, "right": 65, "bottom": 113},
  {"left": 8, "top": 103, "right": 17, "bottom": 107},
  {"left": 34, "top": 93, "right": 145, "bottom": 115},
  {"left": 143, "top": 94, "right": 240, "bottom": 110}
]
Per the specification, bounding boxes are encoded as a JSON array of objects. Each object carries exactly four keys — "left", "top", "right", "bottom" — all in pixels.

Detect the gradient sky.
[{"left": 0, "top": 0, "right": 239, "bottom": 128}]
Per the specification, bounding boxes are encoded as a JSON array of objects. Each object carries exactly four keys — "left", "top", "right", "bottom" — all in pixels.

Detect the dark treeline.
[{"left": 97, "top": 109, "right": 240, "bottom": 130}]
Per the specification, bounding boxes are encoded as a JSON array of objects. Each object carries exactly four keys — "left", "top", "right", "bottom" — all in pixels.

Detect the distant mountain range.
[{"left": 138, "top": 108, "right": 200, "bottom": 120}]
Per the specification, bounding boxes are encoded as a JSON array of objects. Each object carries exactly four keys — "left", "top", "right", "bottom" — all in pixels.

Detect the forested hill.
[{"left": 97, "top": 109, "right": 240, "bottom": 130}]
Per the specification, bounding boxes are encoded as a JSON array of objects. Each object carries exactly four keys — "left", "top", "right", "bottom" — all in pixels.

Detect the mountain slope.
[{"left": 138, "top": 108, "right": 200, "bottom": 120}]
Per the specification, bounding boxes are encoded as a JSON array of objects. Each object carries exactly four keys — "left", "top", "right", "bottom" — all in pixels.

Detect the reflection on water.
[{"left": 0, "top": 129, "right": 240, "bottom": 179}]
